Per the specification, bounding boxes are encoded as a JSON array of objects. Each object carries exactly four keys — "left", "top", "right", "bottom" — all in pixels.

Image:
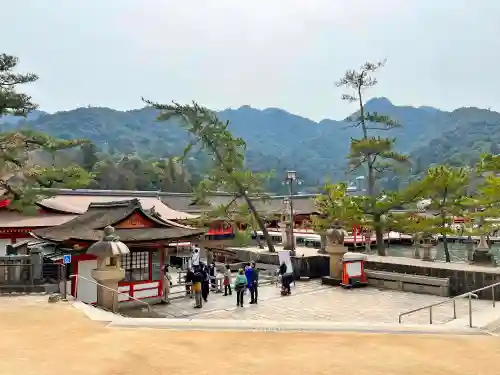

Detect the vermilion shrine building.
[{"left": 32, "top": 199, "right": 204, "bottom": 305}]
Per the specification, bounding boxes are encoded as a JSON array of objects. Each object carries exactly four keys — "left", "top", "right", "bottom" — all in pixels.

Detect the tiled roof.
[
  {"left": 38, "top": 195, "right": 198, "bottom": 220},
  {"left": 32, "top": 199, "right": 205, "bottom": 243},
  {"left": 0, "top": 212, "right": 77, "bottom": 228}
]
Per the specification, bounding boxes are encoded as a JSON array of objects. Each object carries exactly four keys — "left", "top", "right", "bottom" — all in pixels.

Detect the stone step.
[
  {"left": 107, "top": 317, "right": 487, "bottom": 335},
  {"left": 445, "top": 303, "right": 500, "bottom": 330}
]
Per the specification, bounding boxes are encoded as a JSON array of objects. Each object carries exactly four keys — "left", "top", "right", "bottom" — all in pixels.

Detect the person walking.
[
  {"left": 162, "top": 265, "right": 173, "bottom": 304},
  {"left": 185, "top": 267, "right": 194, "bottom": 298},
  {"left": 244, "top": 263, "right": 253, "bottom": 290},
  {"left": 279, "top": 261, "right": 292, "bottom": 296},
  {"left": 201, "top": 263, "right": 210, "bottom": 302},
  {"left": 223, "top": 264, "right": 232, "bottom": 296},
  {"left": 192, "top": 266, "right": 203, "bottom": 308},
  {"left": 209, "top": 261, "right": 217, "bottom": 291},
  {"left": 234, "top": 269, "right": 247, "bottom": 307},
  {"left": 249, "top": 261, "right": 259, "bottom": 304}
]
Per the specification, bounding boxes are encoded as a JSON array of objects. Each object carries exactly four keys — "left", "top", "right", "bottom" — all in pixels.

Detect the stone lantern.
[
  {"left": 322, "top": 228, "right": 347, "bottom": 285},
  {"left": 87, "top": 226, "right": 130, "bottom": 312},
  {"left": 420, "top": 233, "right": 435, "bottom": 261},
  {"left": 472, "top": 234, "right": 496, "bottom": 266}
]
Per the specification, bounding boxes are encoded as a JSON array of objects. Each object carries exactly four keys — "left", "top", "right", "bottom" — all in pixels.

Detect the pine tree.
[
  {"left": 143, "top": 99, "right": 276, "bottom": 252},
  {"left": 394, "top": 166, "right": 469, "bottom": 262},
  {"left": 0, "top": 54, "right": 93, "bottom": 211},
  {"left": 336, "top": 60, "right": 414, "bottom": 255}
]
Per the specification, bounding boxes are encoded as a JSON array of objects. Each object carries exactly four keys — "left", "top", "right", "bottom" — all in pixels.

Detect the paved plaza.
[{"left": 153, "top": 280, "right": 492, "bottom": 325}]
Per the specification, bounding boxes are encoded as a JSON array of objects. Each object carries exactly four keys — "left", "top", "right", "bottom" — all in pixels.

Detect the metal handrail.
[
  {"left": 398, "top": 281, "right": 500, "bottom": 327},
  {"left": 69, "top": 274, "right": 152, "bottom": 312}
]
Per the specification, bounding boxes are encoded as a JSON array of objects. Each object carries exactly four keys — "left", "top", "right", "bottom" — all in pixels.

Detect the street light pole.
[{"left": 283, "top": 170, "right": 300, "bottom": 256}]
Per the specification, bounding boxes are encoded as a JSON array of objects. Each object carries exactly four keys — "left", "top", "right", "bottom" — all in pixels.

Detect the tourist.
[
  {"left": 234, "top": 268, "right": 248, "bottom": 307},
  {"left": 279, "top": 261, "right": 292, "bottom": 296},
  {"left": 192, "top": 266, "right": 203, "bottom": 308},
  {"left": 244, "top": 262, "right": 253, "bottom": 292},
  {"left": 209, "top": 261, "right": 217, "bottom": 290},
  {"left": 201, "top": 263, "right": 210, "bottom": 302},
  {"left": 249, "top": 261, "right": 259, "bottom": 304},
  {"left": 223, "top": 264, "right": 232, "bottom": 296},
  {"left": 162, "top": 265, "right": 173, "bottom": 304},
  {"left": 185, "top": 267, "right": 194, "bottom": 298}
]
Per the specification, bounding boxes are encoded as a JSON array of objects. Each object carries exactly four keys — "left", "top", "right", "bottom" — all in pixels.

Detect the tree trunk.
[
  {"left": 253, "top": 229, "right": 264, "bottom": 249},
  {"left": 373, "top": 214, "right": 386, "bottom": 255},
  {"left": 375, "top": 228, "right": 385, "bottom": 255},
  {"left": 241, "top": 192, "right": 275, "bottom": 252},
  {"left": 442, "top": 234, "right": 451, "bottom": 262}
]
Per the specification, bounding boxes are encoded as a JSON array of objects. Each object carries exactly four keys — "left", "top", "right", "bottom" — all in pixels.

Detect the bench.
[{"left": 365, "top": 269, "right": 450, "bottom": 297}]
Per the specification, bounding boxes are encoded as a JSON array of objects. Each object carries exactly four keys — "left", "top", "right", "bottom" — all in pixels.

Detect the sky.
[{"left": 2, "top": 0, "right": 500, "bottom": 121}]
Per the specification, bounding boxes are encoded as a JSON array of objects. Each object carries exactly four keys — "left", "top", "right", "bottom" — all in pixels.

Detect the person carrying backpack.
[{"left": 234, "top": 269, "right": 248, "bottom": 307}]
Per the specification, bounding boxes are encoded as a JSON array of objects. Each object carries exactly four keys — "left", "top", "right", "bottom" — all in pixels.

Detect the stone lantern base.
[
  {"left": 471, "top": 251, "right": 496, "bottom": 266},
  {"left": 471, "top": 236, "right": 496, "bottom": 266},
  {"left": 92, "top": 267, "right": 125, "bottom": 312},
  {"left": 321, "top": 243, "right": 347, "bottom": 286}
]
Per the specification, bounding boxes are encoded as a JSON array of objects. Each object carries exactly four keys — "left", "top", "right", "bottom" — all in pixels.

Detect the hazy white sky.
[{"left": 2, "top": 0, "right": 500, "bottom": 120}]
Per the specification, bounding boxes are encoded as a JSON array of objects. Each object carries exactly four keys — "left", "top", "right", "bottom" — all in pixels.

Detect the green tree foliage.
[
  {"left": 312, "top": 183, "right": 365, "bottom": 231},
  {"left": 0, "top": 54, "right": 93, "bottom": 211},
  {"left": 0, "top": 131, "right": 93, "bottom": 212},
  {"left": 81, "top": 142, "right": 99, "bottom": 172},
  {"left": 153, "top": 157, "right": 193, "bottom": 193},
  {"left": 143, "top": 99, "right": 277, "bottom": 251},
  {"left": 393, "top": 166, "right": 469, "bottom": 262},
  {"left": 314, "top": 180, "right": 429, "bottom": 253},
  {"left": 462, "top": 154, "right": 500, "bottom": 240},
  {"left": 336, "top": 60, "right": 411, "bottom": 254},
  {"left": 0, "top": 54, "right": 38, "bottom": 116}
]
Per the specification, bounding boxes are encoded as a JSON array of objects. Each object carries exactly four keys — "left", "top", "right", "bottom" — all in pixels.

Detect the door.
[{"left": 76, "top": 260, "right": 97, "bottom": 304}]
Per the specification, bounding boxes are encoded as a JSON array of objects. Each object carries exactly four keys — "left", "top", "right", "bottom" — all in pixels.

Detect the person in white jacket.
[
  {"left": 223, "top": 264, "right": 232, "bottom": 296},
  {"left": 162, "top": 265, "right": 173, "bottom": 304}
]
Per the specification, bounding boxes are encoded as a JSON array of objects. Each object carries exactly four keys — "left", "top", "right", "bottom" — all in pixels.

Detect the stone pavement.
[{"left": 151, "top": 280, "right": 493, "bottom": 325}]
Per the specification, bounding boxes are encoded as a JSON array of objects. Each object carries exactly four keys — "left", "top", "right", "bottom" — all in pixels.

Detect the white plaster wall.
[
  {"left": 76, "top": 260, "right": 98, "bottom": 304},
  {"left": 0, "top": 239, "right": 10, "bottom": 256}
]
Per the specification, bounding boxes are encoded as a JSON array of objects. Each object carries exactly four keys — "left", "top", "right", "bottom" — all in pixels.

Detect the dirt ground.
[{"left": 1, "top": 297, "right": 500, "bottom": 375}]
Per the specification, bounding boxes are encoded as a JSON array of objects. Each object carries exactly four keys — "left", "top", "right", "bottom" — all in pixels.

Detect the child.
[
  {"left": 234, "top": 269, "right": 247, "bottom": 307},
  {"left": 223, "top": 264, "right": 232, "bottom": 296}
]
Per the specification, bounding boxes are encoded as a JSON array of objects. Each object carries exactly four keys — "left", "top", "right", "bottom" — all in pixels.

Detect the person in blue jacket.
[{"left": 244, "top": 263, "right": 253, "bottom": 289}]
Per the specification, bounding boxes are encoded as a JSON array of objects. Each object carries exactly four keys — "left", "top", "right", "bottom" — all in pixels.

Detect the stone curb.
[{"left": 107, "top": 318, "right": 487, "bottom": 335}]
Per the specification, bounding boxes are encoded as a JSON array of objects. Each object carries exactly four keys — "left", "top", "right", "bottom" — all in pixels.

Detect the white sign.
[{"left": 278, "top": 250, "right": 293, "bottom": 274}]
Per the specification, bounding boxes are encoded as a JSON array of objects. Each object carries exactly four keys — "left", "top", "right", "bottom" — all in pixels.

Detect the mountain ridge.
[{"left": 1, "top": 98, "right": 498, "bottom": 192}]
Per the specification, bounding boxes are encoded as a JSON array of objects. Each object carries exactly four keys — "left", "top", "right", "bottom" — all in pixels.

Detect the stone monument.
[
  {"left": 321, "top": 228, "right": 347, "bottom": 286},
  {"left": 87, "top": 226, "right": 130, "bottom": 312}
]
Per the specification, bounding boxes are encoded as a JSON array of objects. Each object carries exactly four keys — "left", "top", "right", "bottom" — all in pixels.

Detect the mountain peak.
[{"left": 365, "top": 97, "right": 393, "bottom": 108}]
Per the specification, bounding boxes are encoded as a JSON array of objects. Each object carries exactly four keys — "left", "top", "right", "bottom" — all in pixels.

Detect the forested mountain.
[{"left": 1, "top": 98, "right": 499, "bottom": 193}]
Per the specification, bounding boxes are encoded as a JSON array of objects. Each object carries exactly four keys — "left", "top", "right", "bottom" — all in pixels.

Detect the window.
[{"left": 122, "top": 252, "right": 150, "bottom": 281}]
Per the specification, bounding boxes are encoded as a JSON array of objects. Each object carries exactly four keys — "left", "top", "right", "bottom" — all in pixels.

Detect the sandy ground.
[{"left": 1, "top": 297, "right": 500, "bottom": 375}]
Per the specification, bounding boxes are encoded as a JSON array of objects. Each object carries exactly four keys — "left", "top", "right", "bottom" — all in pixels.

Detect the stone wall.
[
  {"left": 365, "top": 259, "right": 500, "bottom": 300},
  {"left": 230, "top": 247, "right": 500, "bottom": 300},
  {"left": 229, "top": 247, "right": 328, "bottom": 279}
]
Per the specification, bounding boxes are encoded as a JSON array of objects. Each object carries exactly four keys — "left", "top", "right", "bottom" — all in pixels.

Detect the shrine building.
[{"left": 31, "top": 198, "right": 205, "bottom": 306}]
